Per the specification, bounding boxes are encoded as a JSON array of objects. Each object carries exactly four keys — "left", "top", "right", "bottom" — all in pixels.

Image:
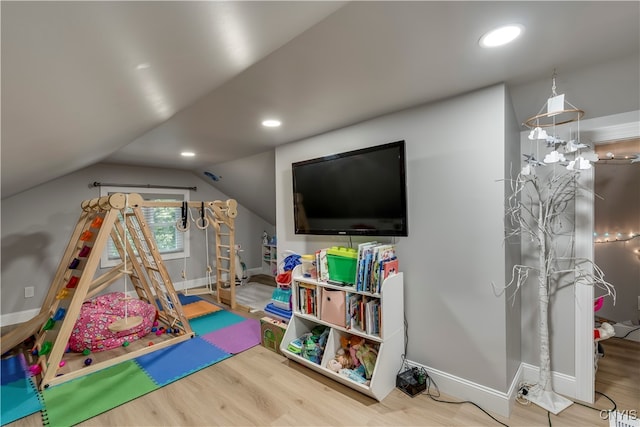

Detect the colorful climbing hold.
[
  {"left": 82, "top": 348, "right": 91, "bottom": 356},
  {"left": 53, "top": 308, "right": 66, "bottom": 321},
  {"left": 29, "top": 364, "right": 42, "bottom": 375},
  {"left": 84, "top": 358, "right": 92, "bottom": 366},
  {"left": 65, "top": 276, "right": 79, "bottom": 289},
  {"left": 78, "top": 245, "right": 92, "bottom": 257},
  {"left": 43, "top": 318, "right": 56, "bottom": 331},
  {"left": 55, "top": 289, "right": 69, "bottom": 300},
  {"left": 122, "top": 341, "right": 130, "bottom": 347},
  {"left": 39, "top": 341, "right": 53, "bottom": 356}
]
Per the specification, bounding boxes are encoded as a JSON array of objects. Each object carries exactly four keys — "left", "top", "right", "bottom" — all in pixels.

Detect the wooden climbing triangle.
[{"left": 0, "top": 193, "right": 239, "bottom": 390}]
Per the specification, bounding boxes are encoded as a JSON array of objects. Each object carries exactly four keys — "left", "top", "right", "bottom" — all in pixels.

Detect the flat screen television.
[{"left": 292, "top": 140, "right": 408, "bottom": 236}]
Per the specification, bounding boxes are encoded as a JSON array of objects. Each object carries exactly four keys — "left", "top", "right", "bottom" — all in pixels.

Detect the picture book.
[
  {"left": 379, "top": 258, "right": 398, "bottom": 293},
  {"left": 316, "top": 248, "right": 329, "bottom": 282},
  {"left": 370, "top": 244, "right": 395, "bottom": 293},
  {"left": 356, "top": 241, "right": 377, "bottom": 291}
]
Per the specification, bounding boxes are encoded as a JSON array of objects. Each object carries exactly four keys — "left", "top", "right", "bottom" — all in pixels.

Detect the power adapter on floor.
[{"left": 396, "top": 366, "right": 427, "bottom": 397}]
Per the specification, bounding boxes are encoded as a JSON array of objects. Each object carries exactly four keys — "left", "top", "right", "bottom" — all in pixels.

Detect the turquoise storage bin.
[{"left": 271, "top": 287, "right": 291, "bottom": 310}]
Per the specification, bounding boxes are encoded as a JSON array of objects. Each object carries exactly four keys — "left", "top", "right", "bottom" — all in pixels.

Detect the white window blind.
[{"left": 99, "top": 187, "right": 190, "bottom": 268}]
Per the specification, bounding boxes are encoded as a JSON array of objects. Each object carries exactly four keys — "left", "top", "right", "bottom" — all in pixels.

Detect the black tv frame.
[{"left": 292, "top": 140, "right": 408, "bottom": 237}]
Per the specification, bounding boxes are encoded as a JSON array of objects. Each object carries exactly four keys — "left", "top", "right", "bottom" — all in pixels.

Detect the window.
[{"left": 99, "top": 187, "right": 190, "bottom": 268}]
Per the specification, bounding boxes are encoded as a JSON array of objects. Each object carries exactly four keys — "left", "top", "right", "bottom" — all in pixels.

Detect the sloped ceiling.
[{"left": 2, "top": 1, "right": 639, "bottom": 225}]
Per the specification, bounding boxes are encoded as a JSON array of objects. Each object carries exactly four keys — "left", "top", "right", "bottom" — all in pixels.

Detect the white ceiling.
[{"left": 2, "top": 1, "right": 639, "bottom": 224}]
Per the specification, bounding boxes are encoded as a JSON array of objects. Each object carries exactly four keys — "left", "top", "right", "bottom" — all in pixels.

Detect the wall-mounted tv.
[{"left": 292, "top": 140, "right": 408, "bottom": 236}]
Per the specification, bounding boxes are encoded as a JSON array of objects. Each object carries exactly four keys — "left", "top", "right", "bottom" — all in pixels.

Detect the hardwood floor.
[{"left": 6, "top": 335, "right": 638, "bottom": 427}]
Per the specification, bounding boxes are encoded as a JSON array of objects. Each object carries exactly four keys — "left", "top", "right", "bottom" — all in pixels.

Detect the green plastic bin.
[{"left": 326, "top": 246, "right": 357, "bottom": 285}]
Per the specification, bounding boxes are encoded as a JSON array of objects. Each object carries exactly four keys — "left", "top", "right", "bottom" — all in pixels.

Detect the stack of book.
[{"left": 354, "top": 242, "right": 398, "bottom": 294}]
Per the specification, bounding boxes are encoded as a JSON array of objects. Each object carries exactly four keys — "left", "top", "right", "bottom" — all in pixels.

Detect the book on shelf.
[
  {"left": 347, "top": 293, "right": 362, "bottom": 330},
  {"left": 379, "top": 257, "right": 398, "bottom": 293},
  {"left": 297, "top": 283, "right": 317, "bottom": 316},
  {"left": 316, "top": 248, "right": 329, "bottom": 282},
  {"left": 356, "top": 241, "right": 378, "bottom": 291},
  {"left": 353, "top": 242, "right": 397, "bottom": 293},
  {"left": 371, "top": 244, "right": 395, "bottom": 293}
]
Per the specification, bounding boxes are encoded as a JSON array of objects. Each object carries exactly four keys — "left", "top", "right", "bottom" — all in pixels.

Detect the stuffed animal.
[
  {"left": 333, "top": 348, "right": 354, "bottom": 369},
  {"left": 340, "top": 335, "right": 364, "bottom": 368},
  {"left": 327, "top": 358, "right": 343, "bottom": 372},
  {"left": 356, "top": 342, "right": 378, "bottom": 379},
  {"left": 594, "top": 322, "right": 614, "bottom": 341}
]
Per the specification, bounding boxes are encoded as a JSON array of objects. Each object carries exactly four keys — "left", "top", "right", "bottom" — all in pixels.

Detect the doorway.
[
  {"left": 593, "top": 139, "right": 640, "bottom": 334},
  {"left": 574, "top": 112, "right": 639, "bottom": 404}
]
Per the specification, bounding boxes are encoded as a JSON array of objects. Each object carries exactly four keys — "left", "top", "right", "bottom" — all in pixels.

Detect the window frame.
[{"left": 99, "top": 186, "right": 190, "bottom": 269}]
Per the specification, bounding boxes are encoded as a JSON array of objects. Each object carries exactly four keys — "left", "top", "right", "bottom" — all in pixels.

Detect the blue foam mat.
[
  {"left": 155, "top": 293, "right": 203, "bottom": 311},
  {"left": 0, "top": 377, "right": 42, "bottom": 426},
  {"left": 1, "top": 353, "right": 28, "bottom": 385},
  {"left": 134, "top": 337, "right": 230, "bottom": 386}
]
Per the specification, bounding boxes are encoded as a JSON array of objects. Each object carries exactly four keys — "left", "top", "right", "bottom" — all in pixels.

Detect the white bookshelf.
[
  {"left": 262, "top": 244, "right": 277, "bottom": 276},
  {"left": 280, "top": 265, "right": 404, "bottom": 401}
]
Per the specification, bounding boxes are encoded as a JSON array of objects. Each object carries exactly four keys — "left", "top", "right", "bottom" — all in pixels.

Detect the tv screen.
[{"left": 292, "top": 140, "right": 408, "bottom": 236}]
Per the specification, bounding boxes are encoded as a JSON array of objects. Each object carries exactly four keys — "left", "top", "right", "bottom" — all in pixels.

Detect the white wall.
[
  {"left": 276, "top": 85, "right": 518, "bottom": 402},
  {"left": 1, "top": 163, "right": 273, "bottom": 322}
]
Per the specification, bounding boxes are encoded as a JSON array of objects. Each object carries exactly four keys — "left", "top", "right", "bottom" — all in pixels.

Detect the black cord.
[
  {"left": 621, "top": 327, "right": 640, "bottom": 338},
  {"left": 543, "top": 390, "right": 617, "bottom": 427},
  {"left": 573, "top": 390, "right": 617, "bottom": 413},
  {"left": 423, "top": 373, "right": 510, "bottom": 427}
]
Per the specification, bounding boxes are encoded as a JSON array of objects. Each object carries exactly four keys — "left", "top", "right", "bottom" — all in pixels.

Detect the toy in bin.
[{"left": 287, "top": 337, "right": 304, "bottom": 354}]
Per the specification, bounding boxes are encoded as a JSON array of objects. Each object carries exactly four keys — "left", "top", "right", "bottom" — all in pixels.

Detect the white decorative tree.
[{"left": 495, "top": 75, "right": 616, "bottom": 414}]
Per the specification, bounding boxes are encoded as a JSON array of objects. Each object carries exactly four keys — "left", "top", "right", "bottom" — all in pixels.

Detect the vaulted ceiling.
[{"left": 2, "top": 1, "right": 639, "bottom": 224}]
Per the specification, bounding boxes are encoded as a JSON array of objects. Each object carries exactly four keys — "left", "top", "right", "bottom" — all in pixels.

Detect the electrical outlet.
[{"left": 24, "top": 286, "right": 34, "bottom": 298}]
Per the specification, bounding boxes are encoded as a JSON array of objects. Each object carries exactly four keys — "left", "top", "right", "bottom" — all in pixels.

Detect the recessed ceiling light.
[
  {"left": 136, "top": 63, "right": 150, "bottom": 70},
  {"left": 262, "top": 119, "right": 282, "bottom": 128},
  {"left": 181, "top": 151, "right": 195, "bottom": 157},
  {"left": 479, "top": 24, "right": 524, "bottom": 48}
]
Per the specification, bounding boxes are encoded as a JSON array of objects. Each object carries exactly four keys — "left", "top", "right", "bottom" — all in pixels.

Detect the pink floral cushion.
[{"left": 68, "top": 292, "right": 156, "bottom": 352}]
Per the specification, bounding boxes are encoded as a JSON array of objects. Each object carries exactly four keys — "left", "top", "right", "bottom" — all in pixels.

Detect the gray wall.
[
  {"left": 276, "top": 84, "right": 519, "bottom": 392},
  {"left": 1, "top": 163, "right": 273, "bottom": 319}
]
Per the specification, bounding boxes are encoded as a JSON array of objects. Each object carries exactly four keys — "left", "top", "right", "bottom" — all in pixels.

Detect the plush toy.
[
  {"left": 327, "top": 358, "right": 343, "bottom": 372},
  {"left": 594, "top": 322, "right": 614, "bottom": 341},
  {"left": 340, "top": 335, "right": 364, "bottom": 368},
  {"left": 356, "top": 342, "right": 378, "bottom": 380},
  {"left": 333, "top": 348, "right": 354, "bottom": 369},
  {"left": 338, "top": 367, "right": 369, "bottom": 385}
]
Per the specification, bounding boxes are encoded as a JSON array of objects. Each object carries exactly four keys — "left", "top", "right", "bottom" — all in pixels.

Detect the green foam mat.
[{"left": 41, "top": 360, "right": 157, "bottom": 426}]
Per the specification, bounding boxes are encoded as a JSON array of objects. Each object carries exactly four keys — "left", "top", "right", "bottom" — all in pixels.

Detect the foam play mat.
[{"left": 1, "top": 295, "right": 261, "bottom": 427}]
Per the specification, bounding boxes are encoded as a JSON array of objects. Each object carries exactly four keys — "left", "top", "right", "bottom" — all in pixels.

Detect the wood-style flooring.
[{"left": 6, "top": 331, "right": 638, "bottom": 427}]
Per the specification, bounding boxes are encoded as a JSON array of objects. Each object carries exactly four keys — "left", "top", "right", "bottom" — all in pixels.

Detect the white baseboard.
[
  {"left": 520, "top": 362, "right": 577, "bottom": 400},
  {"left": 406, "top": 359, "right": 522, "bottom": 418},
  {"left": 1, "top": 276, "right": 217, "bottom": 327},
  {"left": 405, "top": 361, "right": 576, "bottom": 418},
  {"left": 1, "top": 308, "right": 40, "bottom": 327}
]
